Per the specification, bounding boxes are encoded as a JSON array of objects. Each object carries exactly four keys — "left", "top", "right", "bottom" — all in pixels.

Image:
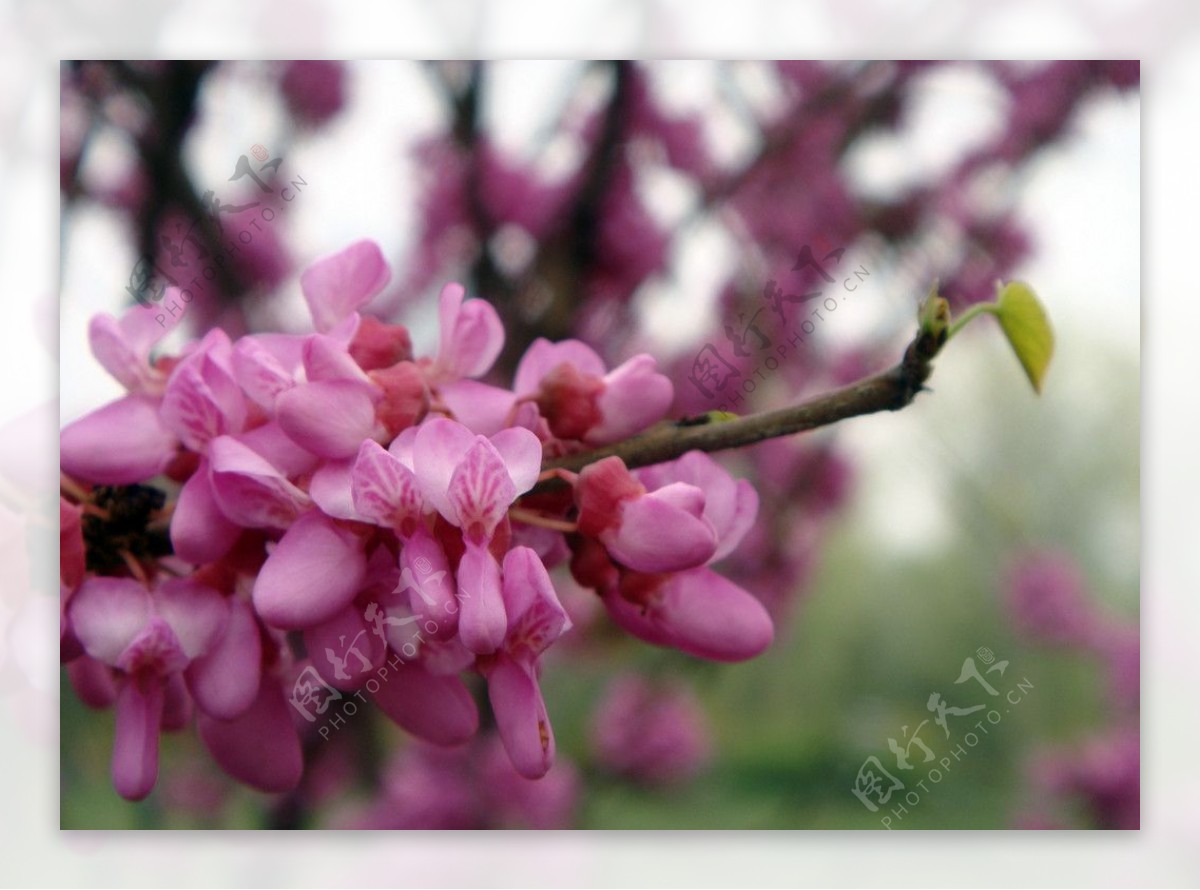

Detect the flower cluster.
[
  {"left": 59, "top": 239, "right": 773, "bottom": 801},
  {"left": 1003, "top": 549, "right": 1140, "bottom": 829}
]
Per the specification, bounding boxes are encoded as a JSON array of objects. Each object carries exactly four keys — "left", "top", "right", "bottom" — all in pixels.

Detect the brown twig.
[{"left": 527, "top": 319, "right": 945, "bottom": 494}]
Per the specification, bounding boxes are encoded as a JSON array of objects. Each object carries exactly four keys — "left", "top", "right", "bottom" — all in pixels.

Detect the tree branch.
[{"left": 528, "top": 319, "right": 946, "bottom": 494}]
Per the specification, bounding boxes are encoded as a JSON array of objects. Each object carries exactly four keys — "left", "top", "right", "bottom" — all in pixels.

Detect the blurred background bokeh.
[{"left": 58, "top": 60, "right": 1138, "bottom": 830}]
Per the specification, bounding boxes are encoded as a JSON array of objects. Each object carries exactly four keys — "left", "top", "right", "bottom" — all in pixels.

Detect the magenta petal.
[
  {"left": 231, "top": 336, "right": 295, "bottom": 409},
  {"left": 438, "top": 380, "right": 517, "bottom": 436},
  {"left": 235, "top": 422, "right": 319, "bottom": 478},
  {"left": 398, "top": 527, "right": 458, "bottom": 639},
  {"left": 160, "top": 671, "right": 193, "bottom": 731},
  {"left": 371, "top": 659, "right": 478, "bottom": 746},
  {"left": 501, "top": 546, "right": 571, "bottom": 658},
  {"left": 88, "top": 310, "right": 161, "bottom": 394},
  {"left": 66, "top": 655, "right": 118, "bottom": 709},
  {"left": 112, "top": 675, "right": 163, "bottom": 801},
  {"left": 603, "top": 485, "right": 717, "bottom": 572},
  {"left": 208, "top": 435, "right": 310, "bottom": 529},
  {"left": 654, "top": 568, "right": 774, "bottom": 662},
  {"left": 589, "top": 354, "right": 674, "bottom": 443},
  {"left": 197, "top": 677, "right": 303, "bottom": 793},
  {"left": 276, "top": 379, "right": 380, "bottom": 459},
  {"left": 60, "top": 395, "right": 176, "bottom": 485},
  {"left": 448, "top": 439, "right": 516, "bottom": 540},
  {"left": 711, "top": 479, "right": 757, "bottom": 562},
  {"left": 434, "top": 282, "right": 504, "bottom": 380},
  {"left": 187, "top": 599, "right": 262, "bottom": 720},
  {"left": 412, "top": 418, "right": 476, "bottom": 522},
  {"left": 160, "top": 351, "right": 247, "bottom": 451},
  {"left": 304, "top": 603, "right": 388, "bottom": 691},
  {"left": 486, "top": 655, "right": 554, "bottom": 779},
  {"left": 301, "top": 239, "right": 392, "bottom": 333},
  {"left": 69, "top": 577, "right": 152, "bottom": 666},
  {"left": 309, "top": 457, "right": 360, "bottom": 521},
  {"left": 171, "top": 460, "right": 241, "bottom": 564},
  {"left": 456, "top": 543, "right": 506, "bottom": 654},
  {"left": 601, "top": 588, "right": 675, "bottom": 648},
  {"left": 513, "top": 338, "right": 606, "bottom": 395},
  {"left": 636, "top": 451, "right": 758, "bottom": 561},
  {"left": 490, "top": 426, "right": 542, "bottom": 494},
  {"left": 351, "top": 439, "right": 424, "bottom": 529},
  {"left": 302, "top": 333, "right": 373, "bottom": 384},
  {"left": 253, "top": 512, "right": 367, "bottom": 630},
  {"left": 155, "top": 577, "right": 229, "bottom": 659}
]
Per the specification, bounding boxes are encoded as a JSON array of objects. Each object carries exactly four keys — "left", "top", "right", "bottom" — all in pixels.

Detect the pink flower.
[
  {"left": 592, "top": 675, "right": 712, "bottom": 784},
  {"left": 573, "top": 452, "right": 773, "bottom": 662},
  {"left": 87, "top": 304, "right": 174, "bottom": 396},
  {"left": 1004, "top": 550, "right": 1096, "bottom": 646},
  {"left": 300, "top": 239, "right": 392, "bottom": 335},
  {"left": 411, "top": 418, "right": 541, "bottom": 653},
  {"left": 514, "top": 338, "right": 673, "bottom": 444},
  {"left": 575, "top": 455, "right": 717, "bottom": 573},
  {"left": 60, "top": 395, "right": 177, "bottom": 485},
  {"left": 427, "top": 283, "right": 505, "bottom": 383},
  {"left": 481, "top": 546, "right": 572, "bottom": 779},
  {"left": 197, "top": 673, "right": 304, "bottom": 794},
  {"left": 252, "top": 511, "right": 368, "bottom": 630},
  {"left": 68, "top": 576, "right": 228, "bottom": 800}
]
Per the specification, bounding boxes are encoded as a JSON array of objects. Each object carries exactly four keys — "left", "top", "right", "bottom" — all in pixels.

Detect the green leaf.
[{"left": 994, "top": 281, "right": 1054, "bottom": 394}]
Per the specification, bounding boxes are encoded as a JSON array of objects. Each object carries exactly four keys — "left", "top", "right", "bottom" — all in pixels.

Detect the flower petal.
[
  {"left": 397, "top": 527, "right": 458, "bottom": 639},
  {"left": 513, "top": 338, "right": 606, "bottom": 395},
  {"left": 208, "top": 435, "right": 310, "bottom": 529},
  {"left": 112, "top": 675, "right": 164, "bottom": 800},
  {"left": 434, "top": 282, "right": 504, "bottom": 380},
  {"left": 66, "top": 655, "right": 118, "bottom": 709},
  {"left": 252, "top": 512, "right": 367, "bottom": 630},
  {"left": 160, "top": 349, "right": 246, "bottom": 451},
  {"left": 438, "top": 379, "right": 517, "bottom": 437},
  {"left": 590, "top": 354, "right": 674, "bottom": 443},
  {"left": 88, "top": 308, "right": 165, "bottom": 395},
  {"left": 69, "top": 577, "right": 152, "bottom": 666},
  {"left": 636, "top": 451, "right": 758, "bottom": 562},
  {"left": 490, "top": 426, "right": 542, "bottom": 495},
  {"left": 501, "top": 546, "right": 571, "bottom": 659},
  {"left": 308, "top": 457, "right": 360, "bottom": 521},
  {"left": 486, "top": 655, "right": 554, "bottom": 779},
  {"left": 186, "top": 599, "right": 263, "bottom": 720},
  {"left": 231, "top": 336, "right": 295, "bottom": 409},
  {"left": 603, "top": 483, "right": 717, "bottom": 572},
  {"left": 351, "top": 439, "right": 425, "bottom": 531},
  {"left": 276, "top": 379, "right": 380, "bottom": 459},
  {"left": 60, "top": 395, "right": 176, "bottom": 485},
  {"left": 457, "top": 542, "right": 506, "bottom": 654},
  {"left": 371, "top": 659, "right": 479, "bottom": 746},
  {"left": 412, "top": 417, "right": 476, "bottom": 523},
  {"left": 300, "top": 239, "right": 392, "bottom": 333},
  {"left": 303, "top": 333, "right": 374, "bottom": 384},
  {"left": 448, "top": 438, "right": 516, "bottom": 541},
  {"left": 155, "top": 578, "right": 229, "bottom": 660},
  {"left": 649, "top": 567, "right": 774, "bottom": 662},
  {"left": 304, "top": 603, "right": 388, "bottom": 691},
  {"left": 197, "top": 676, "right": 303, "bottom": 793},
  {"left": 170, "top": 460, "right": 242, "bottom": 564}
]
